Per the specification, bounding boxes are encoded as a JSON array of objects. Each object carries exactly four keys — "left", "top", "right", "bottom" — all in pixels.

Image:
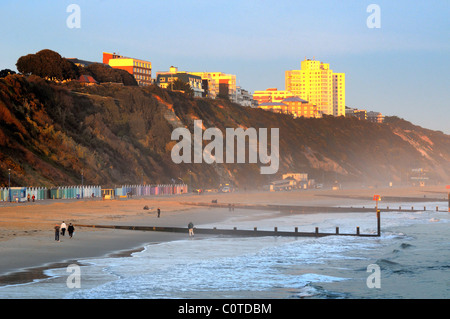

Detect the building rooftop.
[
  {"left": 282, "top": 96, "right": 309, "bottom": 103},
  {"left": 67, "top": 58, "right": 104, "bottom": 67},
  {"left": 78, "top": 75, "right": 98, "bottom": 84}
]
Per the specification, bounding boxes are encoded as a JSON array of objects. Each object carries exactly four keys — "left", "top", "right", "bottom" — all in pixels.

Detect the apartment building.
[
  {"left": 367, "top": 111, "right": 384, "bottom": 123},
  {"left": 156, "top": 66, "right": 203, "bottom": 97},
  {"left": 103, "top": 52, "right": 152, "bottom": 86},
  {"left": 333, "top": 73, "right": 345, "bottom": 117},
  {"left": 258, "top": 97, "right": 319, "bottom": 118},
  {"left": 253, "top": 88, "right": 294, "bottom": 105},
  {"left": 281, "top": 96, "right": 319, "bottom": 118},
  {"left": 285, "top": 58, "right": 345, "bottom": 117},
  {"left": 189, "top": 72, "right": 237, "bottom": 102},
  {"left": 236, "top": 86, "right": 255, "bottom": 107}
]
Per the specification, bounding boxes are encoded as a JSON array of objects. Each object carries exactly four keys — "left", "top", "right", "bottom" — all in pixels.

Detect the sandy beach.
[{"left": 0, "top": 185, "right": 447, "bottom": 285}]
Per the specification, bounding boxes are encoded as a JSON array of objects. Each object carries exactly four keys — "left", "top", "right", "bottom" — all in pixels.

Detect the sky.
[{"left": 1, "top": 0, "right": 449, "bottom": 134}]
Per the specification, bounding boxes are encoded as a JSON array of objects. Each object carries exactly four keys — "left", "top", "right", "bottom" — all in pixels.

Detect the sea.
[{"left": 0, "top": 200, "right": 448, "bottom": 300}]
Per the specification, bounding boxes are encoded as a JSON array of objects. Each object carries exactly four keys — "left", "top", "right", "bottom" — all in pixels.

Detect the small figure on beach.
[
  {"left": 60, "top": 221, "right": 67, "bottom": 236},
  {"left": 188, "top": 222, "right": 194, "bottom": 237},
  {"left": 27, "top": 193, "right": 30, "bottom": 202},
  {"left": 157, "top": 208, "right": 161, "bottom": 218},
  {"left": 32, "top": 195, "right": 35, "bottom": 202},
  {"left": 68, "top": 223, "right": 75, "bottom": 238},
  {"left": 54, "top": 224, "right": 60, "bottom": 242}
]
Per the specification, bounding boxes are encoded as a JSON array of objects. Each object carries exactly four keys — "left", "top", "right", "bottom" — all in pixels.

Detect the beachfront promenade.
[{"left": 0, "top": 184, "right": 188, "bottom": 202}]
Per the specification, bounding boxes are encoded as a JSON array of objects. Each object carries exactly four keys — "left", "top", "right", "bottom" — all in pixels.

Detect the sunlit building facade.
[
  {"left": 103, "top": 52, "right": 152, "bottom": 86},
  {"left": 189, "top": 72, "right": 236, "bottom": 102},
  {"left": 156, "top": 66, "right": 203, "bottom": 97},
  {"left": 285, "top": 58, "right": 345, "bottom": 117},
  {"left": 258, "top": 97, "right": 319, "bottom": 118},
  {"left": 367, "top": 111, "right": 384, "bottom": 123},
  {"left": 253, "top": 88, "right": 294, "bottom": 105},
  {"left": 281, "top": 96, "right": 319, "bottom": 118}
]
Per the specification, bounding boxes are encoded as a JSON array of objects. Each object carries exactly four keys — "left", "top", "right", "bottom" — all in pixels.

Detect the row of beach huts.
[{"left": 0, "top": 184, "right": 188, "bottom": 202}]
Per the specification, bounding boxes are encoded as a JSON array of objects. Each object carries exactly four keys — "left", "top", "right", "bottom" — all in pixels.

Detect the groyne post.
[
  {"left": 373, "top": 195, "right": 381, "bottom": 237},
  {"left": 445, "top": 185, "right": 450, "bottom": 212},
  {"left": 377, "top": 209, "right": 381, "bottom": 237}
]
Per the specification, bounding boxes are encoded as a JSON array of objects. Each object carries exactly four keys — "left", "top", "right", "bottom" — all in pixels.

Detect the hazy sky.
[{"left": 1, "top": 0, "right": 449, "bottom": 133}]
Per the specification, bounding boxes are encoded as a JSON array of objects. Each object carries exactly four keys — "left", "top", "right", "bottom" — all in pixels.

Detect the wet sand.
[{"left": 0, "top": 185, "right": 447, "bottom": 286}]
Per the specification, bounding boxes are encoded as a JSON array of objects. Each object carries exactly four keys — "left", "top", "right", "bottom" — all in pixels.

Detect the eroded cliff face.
[{"left": 1, "top": 74, "right": 449, "bottom": 189}]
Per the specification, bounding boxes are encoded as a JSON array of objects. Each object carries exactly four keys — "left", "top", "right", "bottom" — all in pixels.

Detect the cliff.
[{"left": 1, "top": 74, "right": 449, "bottom": 189}]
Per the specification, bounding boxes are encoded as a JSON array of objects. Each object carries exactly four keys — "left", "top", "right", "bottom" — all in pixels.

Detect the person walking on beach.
[
  {"left": 188, "top": 222, "right": 194, "bottom": 237},
  {"left": 157, "top": 208, "right": 161, "bottom": 218},
  {"left": 68, "top": 223, "right": 75, "bottom": 239},
  {"left": 60, "top": 221, "right": 67, "bottom": 236},
  {"left": 54, "top": 224, "right": 60, "bottom": 242}
]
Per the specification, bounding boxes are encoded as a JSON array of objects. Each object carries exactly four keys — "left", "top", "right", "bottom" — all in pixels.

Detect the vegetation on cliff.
[
  {"left": 0, "top": 73, "right": 449, "bottom": 190},
  {"left": 15, "top": 49, "right": 137, "bottom": 86}
]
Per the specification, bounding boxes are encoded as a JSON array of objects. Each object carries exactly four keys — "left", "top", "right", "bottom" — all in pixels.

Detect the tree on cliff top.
[
  {"left": 16, "top": 49, "right": 79, "bottom": 81},
  {"left": 0, "top": 69, "right": 16, "bottom": 78},
  {"left": 170, "top": 79, "right": 194, "bottom": 97}
]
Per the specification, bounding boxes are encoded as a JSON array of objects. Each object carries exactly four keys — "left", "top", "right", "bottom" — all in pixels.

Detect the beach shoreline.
[{"left": 0, "top": 185, "right": 447, "bottom": 287}]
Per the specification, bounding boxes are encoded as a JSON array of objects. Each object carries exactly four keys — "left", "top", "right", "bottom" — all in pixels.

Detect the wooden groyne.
[
  {"left": 183, "top": 202, "right": 443, "bottom": 213},
  {"left": 314, "top": 194, "right": 447, "bottom": 203},
  {"left": 76, "top": 224, "right": 379, "bottom": 238}
]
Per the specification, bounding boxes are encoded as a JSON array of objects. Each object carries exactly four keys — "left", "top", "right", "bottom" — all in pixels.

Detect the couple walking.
[{"left": 54, "top": 221, "right": 75, "bottom": 241}]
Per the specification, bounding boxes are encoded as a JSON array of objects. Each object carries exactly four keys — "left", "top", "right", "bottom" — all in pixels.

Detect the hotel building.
[
  {"left": 103, "top": 52, "right": 152, "bottom": 86},
  {"left": 285, "top": 58, "right": 345, "bottom": 117},
  {"left": 189, "top": 72, "right": 237, "bottom": 102},
  {"left": 253, "top": 88, "right": 294, "bottom": 105},
  {"left": 156, "top": 66, "right": 203, "bottom": 97},
  {"left": 282, "top": 96, "right": 319, "bottom": 118},
  {"left": 259, "top": 97, "right": 319, "bottom": 119},
  {"left": 346, "top": 107, "right": 384, "bottom": 123},
  {"left": 367, "top": 111, "right": 384, "bottom": 123},
  {"left": 346, "top": 107, "right": 367, "bottom": 120},
  {"left": 236, "top": 86, "right": 255, "bottom": 107}
]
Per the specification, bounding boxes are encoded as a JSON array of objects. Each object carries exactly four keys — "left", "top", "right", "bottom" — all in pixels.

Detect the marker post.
[
  {"left": 446, "top": 185, "right": 450, "bottom": 212},
  {"left": 373, "top": 195, "right": 381, "bottom": 236}
]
